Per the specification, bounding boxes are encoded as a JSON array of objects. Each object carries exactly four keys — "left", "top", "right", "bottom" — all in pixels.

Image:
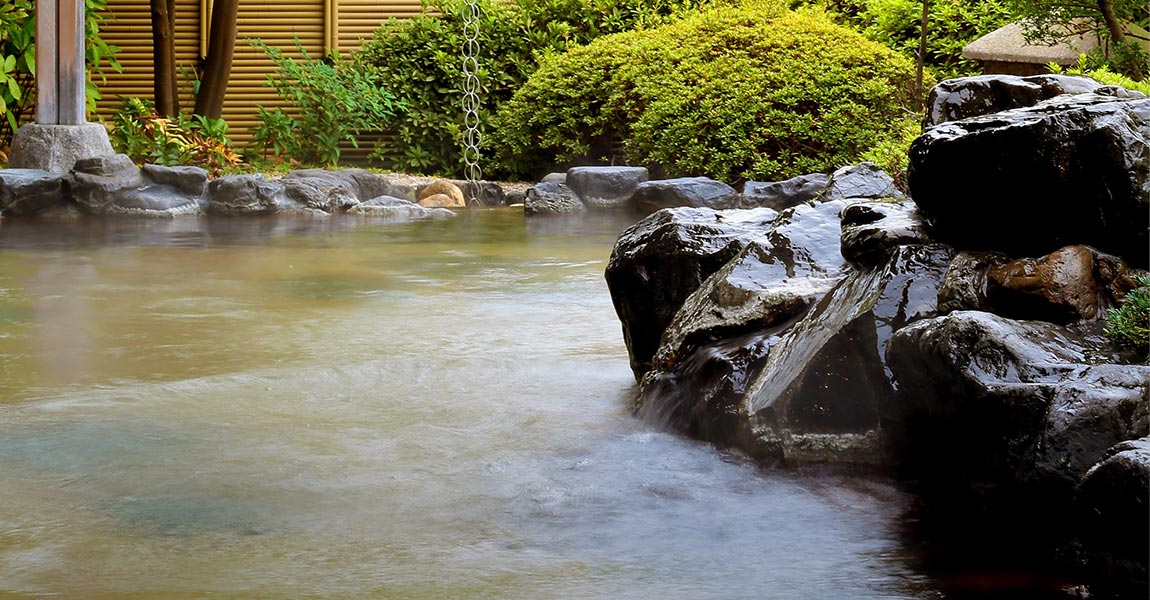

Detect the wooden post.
[
  {"left": 35, "top": 0, "right": 58, "bottom": 124},
  {"left": 36, "top": 0, "right": 87, "bottom": 125}
]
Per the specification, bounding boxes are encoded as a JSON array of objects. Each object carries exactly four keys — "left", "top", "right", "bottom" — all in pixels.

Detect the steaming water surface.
[{"left": 0, "top": 211, "right": 931, "bottom": 598}]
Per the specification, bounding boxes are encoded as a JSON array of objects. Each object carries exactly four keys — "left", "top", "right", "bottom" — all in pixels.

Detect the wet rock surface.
[
  {"left": 284, "top": 168, "right": 414, "bottom": 203},
  {"left": 0, "top": 169, "right": 68, "bottom": 216},
  {"left": 818, "top": 162, "right": 904, "bottom": 202},
  {"left": 69, "top": 154, "right": 145, "bottom": 213},
  {"left": 565, "top": 166, "right": 648, "bottom": 210},
  {"left": 840, "top": 201, "right": 930, "bottom": 265},
  {"left": 524, "top": 182, "right": 585, "bottom": 215},
  {"left": 630, "top": 177, "right": 739, "bottom": 214},
  {"left": 923, "top": 74, "right": 1104, "bottom": 127},
  {"left": 605, "top": 206, "right": 779, "bottom": 379},
  {"left": 1076, "top": 438, "right": 1150, "bottom": 597},
  {"left": 283, "top": 176, "right": 360, "bottom": 212},
  {"left": 741, "top": 173, "right": 829, "bottom": 210},
  {"left": 908, "top": 93, "right": 1150, "bottom": 267},
  {"left": 886, "top": 311, "right": 1149, "bottom": 502}
]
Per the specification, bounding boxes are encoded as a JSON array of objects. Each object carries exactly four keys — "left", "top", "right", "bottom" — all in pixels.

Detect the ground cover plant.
[
  {"left": 488, "top": 0, "right": 921, "bottom": 183},
  {"left": 109, "top": 97, "right": 240, "bottom": 176},
  {"left": 1106, "top": 275, "right": 1150, "bottom": 355},
  {"left": 353, "top": 0, "right": 716, "bottom": 176}
]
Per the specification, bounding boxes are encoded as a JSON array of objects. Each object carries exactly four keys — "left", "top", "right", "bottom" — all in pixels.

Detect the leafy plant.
[
  {"left": 353, "top": 0, "right": 718, "bottom": 176},
  {"left": 488, "top": 1, "right": 923, "bottom": 183},
  {"left": 250, "top": 38, "right": 402, "bottom": 167},
  {"left": 1105, "top": 275, "right": 1149, "bottom": 354},
  {"left": 1002, "top": 0, "right": 1148, "bottom": 80},
  {"left": 1048, "top": 56, "right": 1150, "bottom": 94},
  {"left": 109, "top": 96, "right": 240, "bottom": 175}
]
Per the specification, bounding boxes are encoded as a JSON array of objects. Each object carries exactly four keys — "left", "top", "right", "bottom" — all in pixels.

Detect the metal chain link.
[{"left": 461, "top": 0, "right": 483, "bottom": 205}]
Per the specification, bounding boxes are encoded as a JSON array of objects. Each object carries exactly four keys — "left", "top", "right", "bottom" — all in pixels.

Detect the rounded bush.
[{"left": 488, "top": 1, "right": 923, "bottom": 183}]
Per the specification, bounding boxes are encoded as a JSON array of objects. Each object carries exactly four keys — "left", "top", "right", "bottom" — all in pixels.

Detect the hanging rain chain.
[{"left": 461, "top": 0, "right": 483, "bottom": 205}]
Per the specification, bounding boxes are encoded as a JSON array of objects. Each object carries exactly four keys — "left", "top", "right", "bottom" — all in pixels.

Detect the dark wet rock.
[
  {"left": 741, "top": 173, "right": 829, "bottom": 210},
  {"left": 886, "top": 311, "right": 1150, "bottom": 504},
  {"left": 936, "top": 251, "right": 1010, "bottom": 314},
  {"left": 0, "top": 169, "right": 68, "bottom": 216},
  {"left": 923, "top": 74, "right": 1104, "bottom": 127},
  {"left": 986, "top": 245, "right": 1102, "bottom": 322},
  {"left": 631, "top": 177, "right": 739, "bottom": 214},
  {"left": 540, "top": 172, "right": 567, "bottom": 185},
  {"left": 206, "top": 174, "right": 289, "bottom": 215},
  {"left": 606, "top": 207, "right": 780, "bottom": 379},
  {"left": 348, "top": 195, "right": 455, "bottom": 220},
  {"left": 565, "top": 166, "right": 648, "bottom": 210},
  {"left": 840, "top": 201, "right": 931, "bottom": 265},
  {"left": 69, "top": 154, "right": 145, "bottom": 214},
  {"left": 640, "top": 244, "right": 953, "bottom": 464},
  {"left": 283, "top": 176, "right": 360, "bottom": 212},
  {"left": 505, "top": 190, "right": 526, "bottom": 206},
  {"left": 1076, "top": 437, "right": 1150, "bottom": 598},
  {"left": 105, "top": 185, "right": 201, "bottom": 217},
  {"left": 283, "top": 168, "right": 413, "bottom": 202},
  {"left": 653, "top": 202, "right": 851, "bottom": 377},
  {"left": 524, "top": 182, "right": 585, "bottom": 215},
  {"left": 140, "top": 164, "right": 208, "bottom": 197},
  {"left": 818, "top": 162, "right": 904, "bottom": 202},
  {"left": 908, "top": 93, "right": 1150, "bottom": 267}
]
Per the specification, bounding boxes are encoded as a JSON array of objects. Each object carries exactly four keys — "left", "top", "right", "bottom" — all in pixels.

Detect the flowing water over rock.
[{"left": 0, "top": 211, "right": 1045, "bottom": 598}]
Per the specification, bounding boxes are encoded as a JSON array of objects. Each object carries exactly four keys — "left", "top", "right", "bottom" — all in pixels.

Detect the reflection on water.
[{"left": 1, "top": 210, "right": 929, "bottom": 598}]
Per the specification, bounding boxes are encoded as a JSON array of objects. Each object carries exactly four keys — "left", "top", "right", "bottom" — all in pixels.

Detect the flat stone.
[
  {"left": 206, "top": 174, "right": 288, "bottom": 215},
  {"left": 141, "top": 164, "right": 208, "bottom": 197},
  {"left": 819, "top": 162, "right": 904, "bottom": 202},
  {"left": 349, "top": 195, "right": 455, "bottom": 220},
  {"left": 283, "top": 176, "right": 360, "bottom": 212},
  {"left": 69, "top": 154, "right": 144, "bottom": 214}
]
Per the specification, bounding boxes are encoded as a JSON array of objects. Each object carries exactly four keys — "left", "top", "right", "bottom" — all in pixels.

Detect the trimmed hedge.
[
  {"left": 353, "top": 0, "right": 715, "bottom": 176},
  {"left": 488, "top": 1, "right": 923, "bottom": 183}
]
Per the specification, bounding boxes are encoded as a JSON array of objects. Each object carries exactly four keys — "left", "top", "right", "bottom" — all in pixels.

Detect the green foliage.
[
  {"left": 109, "top": 97, "right": 240, "bottom": 175},
  {"left": 1105, "top": 275, "right": 1149, "bottom": 354},
  {"left": 860, "top": 115, "right": 919, "bottom": 192},
  {"left": 250, "top": 38, "right": 402, "bottom": 167},
  {"left": 813, "top": 0, "right": 1014, "bottom": 81},
  {"left": 353, "top": 0, "right": 717, "bottom": 176},
  {"left": 0, "top": 0, "right": 35, "bottom": 140},
  {"left": 0, "top": 0, "right": 121, "bottom": 152},
  {"left": 488, "top": 1, "right": 922, "bottom": 183},
  {"left": 1049, "top": 56, "right": 1150, "bottom": 94}
]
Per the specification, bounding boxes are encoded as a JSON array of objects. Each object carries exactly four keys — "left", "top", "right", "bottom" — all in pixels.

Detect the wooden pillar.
[{"left": 36, "top": 0, "right": 87, "bottom": 125}]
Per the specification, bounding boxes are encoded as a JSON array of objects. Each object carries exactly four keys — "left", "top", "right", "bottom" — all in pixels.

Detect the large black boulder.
[
  {"left": 886, "top": 311, "right": 1149, "bottom": 504},
  {"left": 640, "top": 243, "right": 952, "bottom": 464},
  {"left": 1076, "top": 437, "right": 1150, "bottom": 598},
  {"left": 908, "top": 93, "right": 1150, "bottom": 267},
  {"left": 605, "top": 206, "right": 779, "bottom": 379},
  {"left": 630, "top": 177, "right": 739, "bottom": 214}
]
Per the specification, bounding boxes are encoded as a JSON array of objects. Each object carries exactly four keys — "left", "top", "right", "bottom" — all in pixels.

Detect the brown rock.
[
  {"left": 418, "top": 193, "right": 455, "bottom": 209},
  {"left": 987, "top": 245, "right": 1100, "bottom": 321},
  {"left": 417, "top": 180, "right": 466, "bottom": 207}
]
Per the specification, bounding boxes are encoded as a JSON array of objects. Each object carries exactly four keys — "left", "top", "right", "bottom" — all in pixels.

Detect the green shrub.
[
  {"left": 353, "top": 0, "right": 716, "bottom": 176},
  {"left": 109, "top": 97, "right": 240, "bottom": 175},
  {"left": 250, "top": 39, "right": 402, "bottom": 167},
  {"left": 1105, "top": 275, "right": 1149, "bottom": 354},
  {"left": 488, "top": 1, "right": 922, "bottom": 183}
]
